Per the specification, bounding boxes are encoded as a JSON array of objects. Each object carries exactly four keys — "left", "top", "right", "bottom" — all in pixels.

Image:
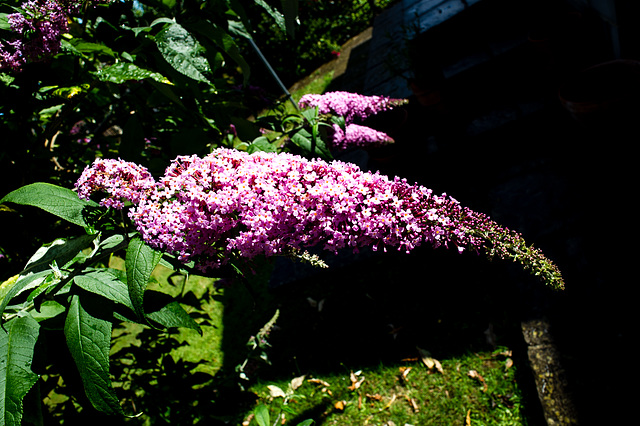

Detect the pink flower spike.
[
  {"left": 74, "top": 148, "right": 565, "bottom": 290},
  {"left": 75, "top": 158, "right": 156, "bottom": 209},
  {"left": 331, "top": 123, "right": 394, "bottom": 150},
  {"left": 298, "top": 91, "right": 407, "bottom": 123}
]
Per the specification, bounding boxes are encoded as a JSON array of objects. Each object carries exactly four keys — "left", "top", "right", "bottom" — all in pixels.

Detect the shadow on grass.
[{"left": 216, "top": 245, "right": 550, "bottom": 425}]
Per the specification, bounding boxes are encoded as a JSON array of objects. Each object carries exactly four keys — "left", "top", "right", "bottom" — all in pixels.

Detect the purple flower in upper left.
[{"left": 0, "top": 0, "right": 82, "bottom": 70}]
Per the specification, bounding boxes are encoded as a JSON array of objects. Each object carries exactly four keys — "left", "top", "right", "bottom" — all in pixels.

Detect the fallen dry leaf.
[
  {"left": 465, "top": 409, "right": 472, "bottom": 425},
  {"left": 290, "top": 375, "right": 306, "bottom": 390},
  {"left": 505, "top": 357, "right": 514, "bottom": 370},
  {"left": 267, "top": 385, "right": 286, "bottom": 398},
  {"left": 242, "top": 413, "right": 254, "bottom": 426},
  {"left": 399, "top": 366, "right": 412, "bottom": 381},
  {"left": 404, "top": 395, "right": 420, "bottom": 413},
  {"left": 468, "top": 370, "right": 488, "bottom": 392},
  {"left": 308, "top": 378, "right": 331, "bottom": 387},
  {"left": 348, "top": 370, "right": 365, "bottom": 391},
  {"left": 417, "top": 347, "right": 444, "bottom": 374},
  {"left": 366, "top": 393, "right": 383, "bottom": 401},
  {"left": 493, "top": 349, "right": 513, "bottom": 358},
  {"left": 334, "top": 400, "right": 345, "bottom": 411},
  {"left": 380, "top": 394, "right": 397, "bottom": 411}
]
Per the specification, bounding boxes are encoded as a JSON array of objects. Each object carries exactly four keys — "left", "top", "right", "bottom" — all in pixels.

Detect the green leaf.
[
  {"left": 74, "top": 270, "right": 133, "bottom": 310},
  {"left": 125, "top": 237, "right": 161, "bottom": 321},
  {"left": 121, "top": 51, "right": 135, "bottom": 62},
  {"left": 93, "top": 62, "right": 172, "bottom": 85},
  {"left": 0, "top": 72, "right": 16, "bottom": 87},
  {"left": 29, "top": 300, "right": 65, "bottom": 323},
  {"left": 52, "top": 85, "right": 88, "bottom": 99},
  {"left": 126, "top": 17, "right": 167, "bottom": 36},
  {"left": 144, "top": 291, "right": 201, "bottom": 333},
  {"left": 300, "top": 108, "right": 317, "bottom": 122},
  {"left": 161, "top": 0, "right": 176, "bottom": 9},
  {"left": 60, "top": 39, "right": 83, "bottom": 56},
  {"left": 150, "top": 17, "right": 175, "bottom": 28},
  {"left": 227, "top": 0, "right": 253, "bottom": 34},
  {"left": 158, "top": 253, "right": 196, "bottom": 276},
  {"left": 281, "top": 405, "right": 297, "bottom": 415},
  {"left": 92, "top": 233, "right": 128, "bottom": 260},
  {"left": 281, "top": 113, "right": 305, "bottom": 128},
  {"left": 254, "top": 0, "right": 285, "bottom": 32},
  {"left": 24, "top": 270, "right": 61, "bottom": 305},
  {"left": 23, "top": 235, "right": 97, "bottom": 275},
  {"left": 126, "top": 17, "right": 176, "bottom": 37},
  {"left": 0, "top": 275, "right": 21, "bottom": 310},
  {"left": 98, "top": 234, "right": 127, "bottom": 251},
  {"left": 154, "top": 22, "right": 212, "bottom": 84},
  {"left": 0, "top": 315, "right": 40, "bottom": 426},
  {"left": 227, "top": 19, "right": 252, "bottom": 40},
  {"left": 0, "top": 182, "right": 99, "bottom": 228},
  {"left": 66, "top": 39, "right": 115, "bottom": 57},
  {"left": 38, "top": 104, "right": 64, "bottom": 123},
  {"left": 128, "top": 26, "right": 152, "bottom": 37},
  {"left": 0, "top": 271, "right": 50, "bottom": 323},
  {"left": 290, "top": 128, "right": 332, "bottom": 161},
  {"left": 296, "top": 420, "right": 315, "bottom": 426},
  {"left": 329, "top": 114, "right": 346, "bottom": 130},
  {"left": 64, "top": 295, "right": 122, "bottom": 415},
  {"left": 189, "top": 20, "right": 250, "bottom": 85},
  {"left": 253, "top": 404, "right": 270, "bottom": 426},
  {"left": 0, "top": 13, "right": 11, "bottom": 31},
  {"left": 247, "top": 136, "right": 277, "bottom": 154}
]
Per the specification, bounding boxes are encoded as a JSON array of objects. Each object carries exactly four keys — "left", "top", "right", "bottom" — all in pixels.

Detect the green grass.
[
  {"left": 290, "top": 70, "right": 336, "bottom": 103},
  {"left": 248, "top": 348, "right": 528, "bottom": 425}
]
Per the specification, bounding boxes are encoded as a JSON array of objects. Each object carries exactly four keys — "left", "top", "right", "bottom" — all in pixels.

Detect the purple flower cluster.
[
  {"left": 331, "top": 123, "right": 394, "bottom": 150},
  {"left": 0, "top": 0, "right": 83, "bottom": 70},
  {"left": 75, "top": 158, "right": 156, "bottom": 209},
  {"left": 298, "top": 91, "right": 407, "bottom": 150},
  {"left": 75, "top": 149, "right": 565, "bottom": 289},
  {"left": 299, "top": 91, "right": 406, "bottom": 123}
]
